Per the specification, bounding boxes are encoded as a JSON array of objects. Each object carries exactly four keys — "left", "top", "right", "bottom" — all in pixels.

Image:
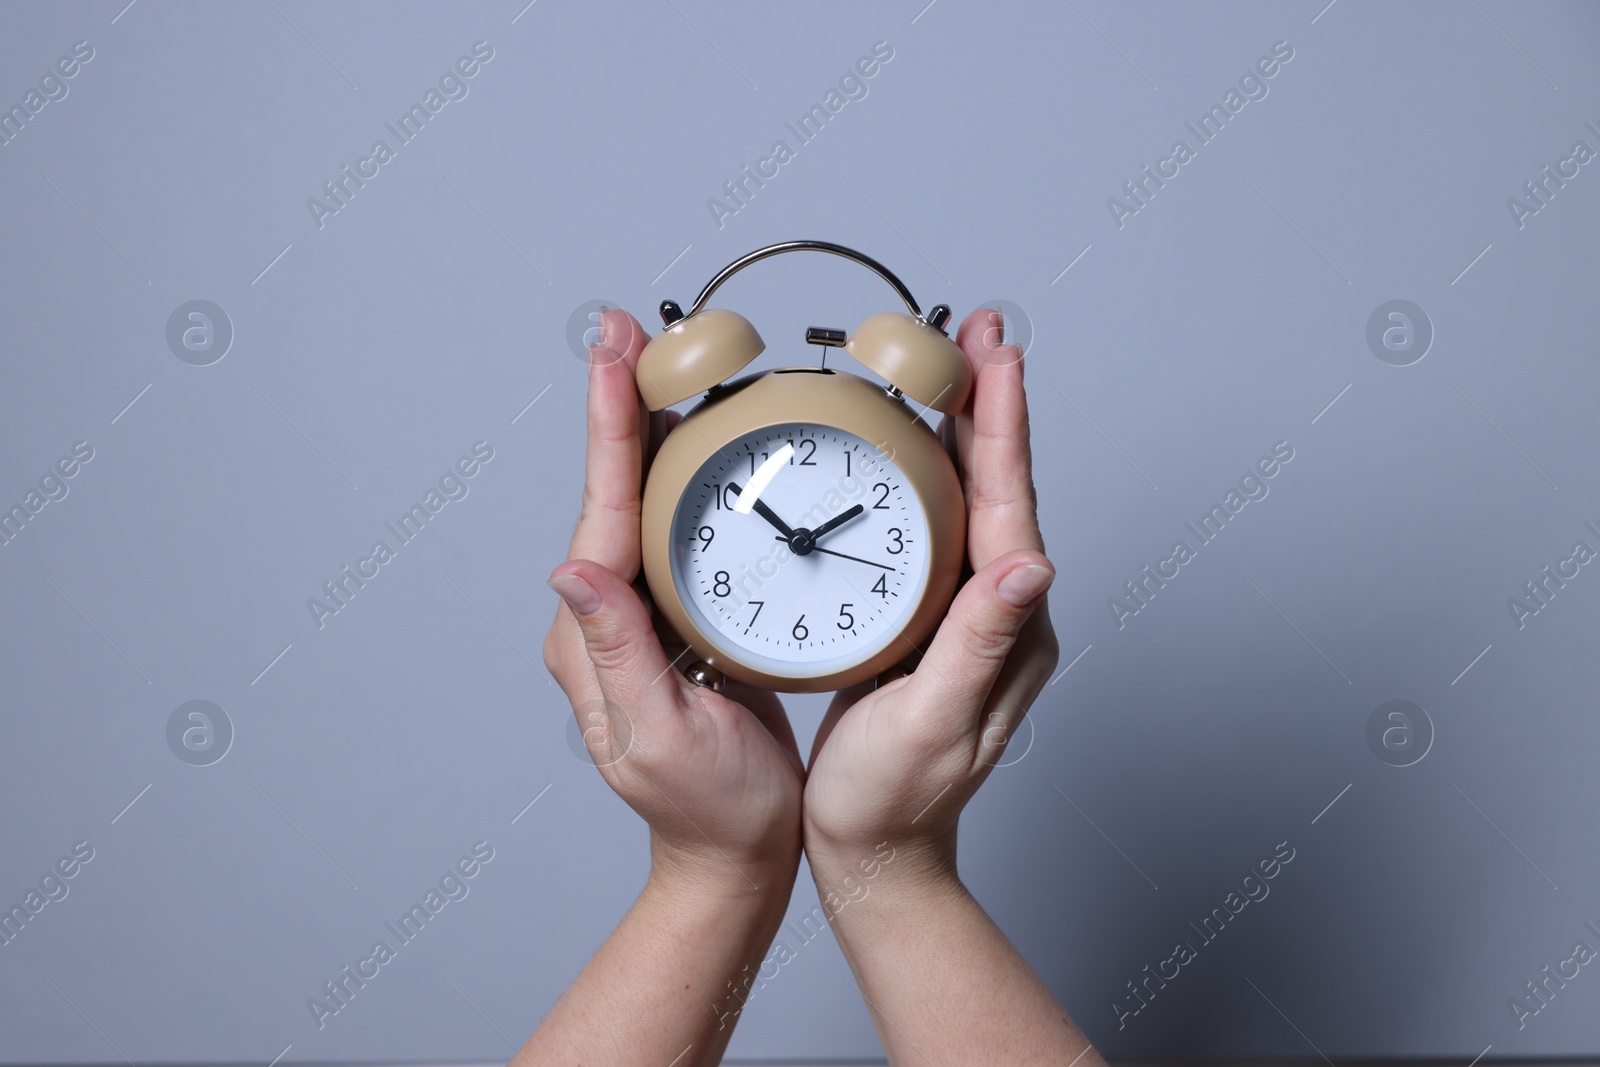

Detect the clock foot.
[{"left": 684, "top": 661, "right": 726, "bottom": 691}]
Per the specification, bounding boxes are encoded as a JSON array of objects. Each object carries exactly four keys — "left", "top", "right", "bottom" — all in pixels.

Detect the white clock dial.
[{"left": 669, "top": 423, "right": 932, "bottom": 680}]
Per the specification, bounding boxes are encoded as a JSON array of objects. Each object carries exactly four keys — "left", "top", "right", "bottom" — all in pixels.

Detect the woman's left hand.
[{"left": 802, "top": 307, "right": 1060, "bottom": 882}]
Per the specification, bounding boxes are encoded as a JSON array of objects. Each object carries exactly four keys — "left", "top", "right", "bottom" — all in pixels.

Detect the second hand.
[{"left": 773, "top": 536, "right": 895, "bottom": 571}]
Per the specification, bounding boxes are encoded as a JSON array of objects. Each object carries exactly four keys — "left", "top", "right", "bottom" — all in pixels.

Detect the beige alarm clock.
[{"left": 636, "top": 240, "right": 972, "bottom": 693}]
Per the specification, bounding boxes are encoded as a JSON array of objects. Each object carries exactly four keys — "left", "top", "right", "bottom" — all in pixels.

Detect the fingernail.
[
  {"left": 549, "top": 573, "right": 601, "bottom": 614},
  {"left": 588, "top": 309, "right": 621, "bottom": 366},
  {"left": 998, "top": 563, "right": 1054, "bottom": 607}
]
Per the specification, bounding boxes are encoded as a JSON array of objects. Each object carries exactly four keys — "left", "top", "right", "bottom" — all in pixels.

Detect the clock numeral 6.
[
  {"left": 713, "top": 571, "right": 731, "bottom": 597},
  {"left": 837, "top": 604, "right": 854, "bottom": 630},
  {"left": 792, "top": 615, "right": 809, "bottom": 641}
]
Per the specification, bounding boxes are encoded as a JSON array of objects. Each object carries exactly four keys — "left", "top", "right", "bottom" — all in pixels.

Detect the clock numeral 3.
[{"left": 886, "top": 528, "right": 904, "bottom": 554}]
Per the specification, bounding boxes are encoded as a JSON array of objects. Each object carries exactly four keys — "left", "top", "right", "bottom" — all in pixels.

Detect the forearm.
[
  {"left": 519, "top": 846, "right": 798, "bottom": 1067},
  {"left": 811, "top": 849, "right": 1102, "bottom": 1067}
]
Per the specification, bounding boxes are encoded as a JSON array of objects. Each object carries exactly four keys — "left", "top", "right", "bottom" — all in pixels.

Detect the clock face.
[{"left": 669, "top": 422, "right": 932, "bottom": 680}]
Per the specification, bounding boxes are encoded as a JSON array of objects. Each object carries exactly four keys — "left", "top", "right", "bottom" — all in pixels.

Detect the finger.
[
  {"left": 548, "top": 558, "right": 680, "bottom": 716},
  {"left": 975, "top": 598, "right": 1059, "bottom": 734},
  {"left": 911, "top": 550, "right": 1054, "bottom": 721},
  {"left": 953, "top": 308, "right": 1044, "bottom": 569},
  {"left": 954, "top": 304, "right": 1009, "bottom": 355},
  {"left": 569, "top": 308, "right": 652, "bottom": 576}
]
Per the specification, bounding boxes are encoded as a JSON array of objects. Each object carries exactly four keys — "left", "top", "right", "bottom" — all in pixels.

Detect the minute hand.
[{"left": 809, "top": 503, "right": 864, "bottom": 542}]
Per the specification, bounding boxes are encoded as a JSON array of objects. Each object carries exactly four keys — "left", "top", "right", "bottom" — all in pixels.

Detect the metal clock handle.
[{"left": 661, "top": 240, "right": 952, "bottom": 332}]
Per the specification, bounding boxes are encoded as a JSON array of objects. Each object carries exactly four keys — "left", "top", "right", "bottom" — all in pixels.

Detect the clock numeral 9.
[
  {"left": 696, "top": 525, "right": 715, "bottom": 549},
  {"left": 837, "top": 604, "right": 854, "bottom": 630},
  {"left": 792, "top": 615, "right": 808, "bottom": 641},
  {"left": 886, "top": 528, "right": 904, "bottom": 554},
  {"left": 713, "top": 571, "right": 731, "bottom": 597}
]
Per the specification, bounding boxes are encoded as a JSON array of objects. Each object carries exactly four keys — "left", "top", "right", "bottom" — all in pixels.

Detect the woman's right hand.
[{"left": 542, "top": 309, "right": 806, "bottom": 894}]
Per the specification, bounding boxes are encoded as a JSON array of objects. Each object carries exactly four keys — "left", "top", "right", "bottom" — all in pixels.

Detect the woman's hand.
[
  {"left": 796, "top": 309, "right": 1100, "bottom": 1067},
  {"left": 524, "top": 310, "right": 809, "bottom": 1067},
  {"left": 802, "top": 307, "right": 1059, "bottom": 884},
  {"left": 542, "top": 309, "right": 805, "bottom": 893}
]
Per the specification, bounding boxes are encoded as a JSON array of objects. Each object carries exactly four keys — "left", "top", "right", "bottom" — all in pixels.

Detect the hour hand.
[
  {"left": 726, "top": 481, "right": 796, "bottom": 539},
  {"left": 809, "top": 503, "right": 864, "bottom": 542}
]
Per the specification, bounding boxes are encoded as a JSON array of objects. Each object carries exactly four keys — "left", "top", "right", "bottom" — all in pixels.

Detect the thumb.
[
  {"left": 548, "top": 559, "right": 677, "bottom": 710},
  {"left": 913, "top": 551, "right": 1055, "bottom": 715}
]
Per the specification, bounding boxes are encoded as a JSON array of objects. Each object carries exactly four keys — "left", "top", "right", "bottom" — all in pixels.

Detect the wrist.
[
  {"left": 805, "top": 833, "right": 963, "bottom": 907},
  {"left": 647, "top": 832, "right": 800, "bottom": 917},
  {"left": 805, "top": 841, "right": 972, "bottom": 965}
]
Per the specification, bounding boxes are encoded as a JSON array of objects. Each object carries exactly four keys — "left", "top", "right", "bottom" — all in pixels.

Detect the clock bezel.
[{"left": 641, "top": 368, "right": 966, "bottom": 693}]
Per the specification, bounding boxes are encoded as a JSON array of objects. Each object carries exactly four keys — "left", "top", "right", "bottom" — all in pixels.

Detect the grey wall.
[{"left": 2, "top": 0, "right": 1598, "bottom": 1061}]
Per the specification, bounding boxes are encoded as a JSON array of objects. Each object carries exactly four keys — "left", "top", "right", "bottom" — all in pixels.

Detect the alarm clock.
[{"left": 637, "top": 240, "right": 972, "bottom": 693}]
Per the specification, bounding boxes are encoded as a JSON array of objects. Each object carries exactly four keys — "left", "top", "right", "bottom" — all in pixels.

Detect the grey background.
[{"left": 1, "top": 0, "right": 1597, "bottom": 1061}]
